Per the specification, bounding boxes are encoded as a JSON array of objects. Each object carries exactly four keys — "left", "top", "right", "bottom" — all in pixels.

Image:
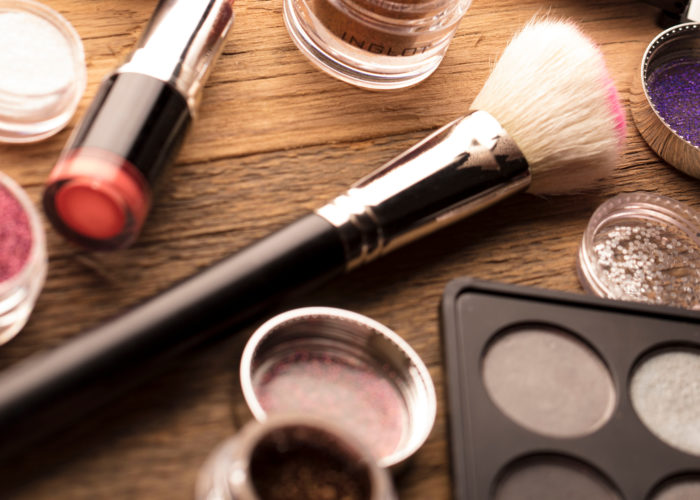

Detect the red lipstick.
[{"left": 43, "top": 0, "right": 235, "bottom": 250}]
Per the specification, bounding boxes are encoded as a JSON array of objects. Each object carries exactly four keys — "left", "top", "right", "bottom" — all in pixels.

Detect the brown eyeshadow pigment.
[{"left": 250, "top": 426, "right": 372, "bottom": 500}]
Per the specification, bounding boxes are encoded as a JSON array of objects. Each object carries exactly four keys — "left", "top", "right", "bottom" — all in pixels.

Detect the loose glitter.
[
  {"left": 253, "top": 350, "right": 407, "bottom": 460},
  {"left": 591, "top": 220, "right": 700, "bottom": 309},
  {"left": 578, "top": 193, "right": 700, "bottom": 310},
  {"left": 0, "top": 183, "right": 32, "bottom": 282},
  {"left": 647, "top": 57, "right": 700, "bottom": 147}
]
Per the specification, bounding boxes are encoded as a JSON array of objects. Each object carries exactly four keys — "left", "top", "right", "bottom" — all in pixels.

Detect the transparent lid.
[
  {"left": 0, "top": 0, "right": 86, "bottom": 143},
  {"left": 577, "top": 192, "right": 700, "bottom": 310}
]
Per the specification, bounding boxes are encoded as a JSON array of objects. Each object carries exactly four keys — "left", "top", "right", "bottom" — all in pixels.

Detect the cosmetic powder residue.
[
  {"left": 0, "top": 184, "right": 32, "bottom": 282},
  {"left": 647, "top": 57, "right": 700, "bottom": 147},
  {"left": 0, "top": 11, "right": 76, "bottom": 97},
  {"left": 254, "top": 351, "right": 407, "bottom": 460}
]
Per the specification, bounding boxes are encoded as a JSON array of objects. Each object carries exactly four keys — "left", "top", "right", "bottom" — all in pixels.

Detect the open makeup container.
[
  {"left": 0, "top": 0, "right": 86, "bottom": 143},
  {"left": 239, "top": 307, "right": 436, "bottom": 471},
  {"left": 196, "top": 416, "right": 397, "bottom": 500},
  {"left": 631, "top": 20, "right": 699, "bottom": 178},
  {"left": 577, "top": 192, "right": 700, "bottom": 310},
  {"left": 442, "top": 278, "right": 700, "bottom": 499},
  {"left": 283, "top": 0, "right": 472, "bottom": 89},
  {"left": 0, "top": 172, "right": 47, "bottom": 345},
  {"left": 199, "top": 307, "right": 436, "bottom": 497}
]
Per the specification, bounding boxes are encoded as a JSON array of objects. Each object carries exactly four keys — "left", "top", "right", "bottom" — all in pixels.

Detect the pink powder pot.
[
  {"left": 240, "top": 307, "right": 436, "bottom": 471},
  {"left": 0, "top": 171, "right": 47, "bottom": 344}
]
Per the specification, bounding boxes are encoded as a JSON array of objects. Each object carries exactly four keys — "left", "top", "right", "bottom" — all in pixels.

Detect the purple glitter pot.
[
  {"left": 631, "top": 23, "right": 700, "bottom": 178},
  {"left": 0, "top": 171, "right": 46, "bottom": 344},
  {"left": 240, "top": 307, "right": 436, "bottom": 471}
]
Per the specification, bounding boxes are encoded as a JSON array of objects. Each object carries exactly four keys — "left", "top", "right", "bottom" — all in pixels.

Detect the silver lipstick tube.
[
  {"left": 119, "top": 0, "right": 235, "bottom": 113},
  {"left": 317, "top": 110, "right": 530, "bottom": 270}
]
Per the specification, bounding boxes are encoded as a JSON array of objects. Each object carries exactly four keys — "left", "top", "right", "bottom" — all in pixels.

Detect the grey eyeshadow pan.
[
  {"left": 493, "top": 455, "right": 621, "bottom": 500},
  {"left": 482, "top": 327, "right": 616, "bottom": 438}
]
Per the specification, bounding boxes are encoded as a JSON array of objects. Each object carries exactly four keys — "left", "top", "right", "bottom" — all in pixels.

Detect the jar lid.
[
  {"left": 0, "top": 0, "right": 86, "bottom": 143},
  {"left": 240, "top": 307, "right": 437, "bottom": 471},
  {"left": 577, "top": 192, "right": 700, "bottom": 310}
]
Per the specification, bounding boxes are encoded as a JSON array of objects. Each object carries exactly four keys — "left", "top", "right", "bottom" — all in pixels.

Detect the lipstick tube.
[{"left": 43, "top": 0, "right": 235, "bottom": 250}]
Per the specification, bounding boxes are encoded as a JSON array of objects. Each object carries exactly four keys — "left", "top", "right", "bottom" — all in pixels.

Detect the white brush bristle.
[{"left": 471, "top": 20, "right": 625, "bottom": 195}]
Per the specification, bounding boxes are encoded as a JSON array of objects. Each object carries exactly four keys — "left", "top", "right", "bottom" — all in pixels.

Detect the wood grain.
[{"left": 1, "top": 0, "right": 699, "bottom": 498}]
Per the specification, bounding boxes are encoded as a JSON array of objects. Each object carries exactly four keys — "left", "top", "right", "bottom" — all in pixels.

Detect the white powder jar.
[{"left": 0, "top": 0, "right": 86, "bottom": 142}]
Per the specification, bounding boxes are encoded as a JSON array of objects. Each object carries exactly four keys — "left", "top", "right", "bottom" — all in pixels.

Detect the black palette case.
[{"left": 441, "top": 278, "right": 700, "bottom": 500}]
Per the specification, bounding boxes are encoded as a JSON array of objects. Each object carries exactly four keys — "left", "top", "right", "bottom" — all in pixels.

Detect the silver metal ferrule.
[
  {"left": 317, "top": 110, "right": 530, "bottom": 271},
  {"left": 118, "top": 0, "right": 234, "bottom": 114}
]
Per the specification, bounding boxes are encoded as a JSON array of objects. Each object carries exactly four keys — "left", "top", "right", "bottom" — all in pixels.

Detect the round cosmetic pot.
[
  {"left": 195, "top": 416, "right": 397, "bottom": 500},
  {"left": 577, "top": 192, "right": 700, "bottom": 310},
  {"left": 630, "top": 22, "right": 699, "bottom": 178},
  {"left": 0, "top": 0, "right": 86, "bottom": 143},
  {"left": 240, "top": 307, "right": 436, "bottom": 471},
  {"left": 0, "top": 172, "right": 47, "bottom": 344},
  {"left": 284, "top": 0, "right": 472, "bottom": 89}
]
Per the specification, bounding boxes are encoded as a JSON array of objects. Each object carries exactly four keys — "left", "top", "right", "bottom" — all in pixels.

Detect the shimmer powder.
[
  {"left": 253, "top": 350, "right": 407, "bottom": 460},
  {"left": 0, "top": 0, "right": 85, "bottom": 142},
  {"left": 241, "top": 307, "right": 436, "bottom": 470},
  {"left": 0, "top": 183, "right": 32, "bottom": 282},
  {"left": 482, "top": 327, "right": 616, "bottom": 438},
  {"left": 647, "top": 58, "right": 700, "bottom": 147},
  {"left": 631, "top": 349, "right": 700, "bottom": 457},
  {"left": 0, "top": 171, "right": 46, "bottom": 345},
  {"left": 0, "top": 10, "right": 76, "bottom": 96}
]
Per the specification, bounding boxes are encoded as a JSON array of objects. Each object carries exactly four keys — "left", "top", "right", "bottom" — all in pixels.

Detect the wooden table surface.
[{"left": 1, "top": 0, "right": 699, "bottom": 498}]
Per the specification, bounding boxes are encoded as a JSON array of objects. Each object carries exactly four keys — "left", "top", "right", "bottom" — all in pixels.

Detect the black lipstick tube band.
[
  {"left": 43, "top": 0, "right": 234, "bottom": 250},
  {"left": 43, "top": 73, "right": 191, "bottom": 249}
]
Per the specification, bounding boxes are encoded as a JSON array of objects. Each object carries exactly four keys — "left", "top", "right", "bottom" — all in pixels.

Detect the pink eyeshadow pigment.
[
  {"left": 253, "top": 350, "right": 408, "bottom": 460},
  {"left": 0, "top": 183, "right": 32, "bottom": 283}
]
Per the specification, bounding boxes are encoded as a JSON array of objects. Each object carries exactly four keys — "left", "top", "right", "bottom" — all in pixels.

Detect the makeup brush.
[{"left": 0, "top": 19, "right": 625, "bottom": 459}]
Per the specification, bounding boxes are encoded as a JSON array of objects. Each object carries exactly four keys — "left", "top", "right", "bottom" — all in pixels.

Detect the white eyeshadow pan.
[
  {"left": 482, "top": 327, "right": 616, "bottom": 438},
  {"left": 631, "top": 349, "right": 700, "bottom": 456}
]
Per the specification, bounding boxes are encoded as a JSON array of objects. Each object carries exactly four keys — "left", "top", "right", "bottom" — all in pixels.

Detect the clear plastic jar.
[
  {"left": 196, "top": 416, "right": 397, "bottom": 500},
  {"left": 577, "top": 192, "right": 700, "bottom": 310},
  {"left": 284, "top": 0, "right": 472, "bottom": 89},
  {"left": 0, "top": 0, "right": 86, "bottom": 143},
  {"left": 0, "top": 171, "right": 47, "bottom": 344}
]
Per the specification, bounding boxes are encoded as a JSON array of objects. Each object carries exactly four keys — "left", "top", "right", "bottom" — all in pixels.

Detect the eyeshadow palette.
[{"left": 441, "top": 278, "right": 700, "bottom": 500}]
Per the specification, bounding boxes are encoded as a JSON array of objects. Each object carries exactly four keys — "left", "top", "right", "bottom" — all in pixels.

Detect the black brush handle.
[{"left": 0, "top": 213, "right": 346, "bottom": 459}]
